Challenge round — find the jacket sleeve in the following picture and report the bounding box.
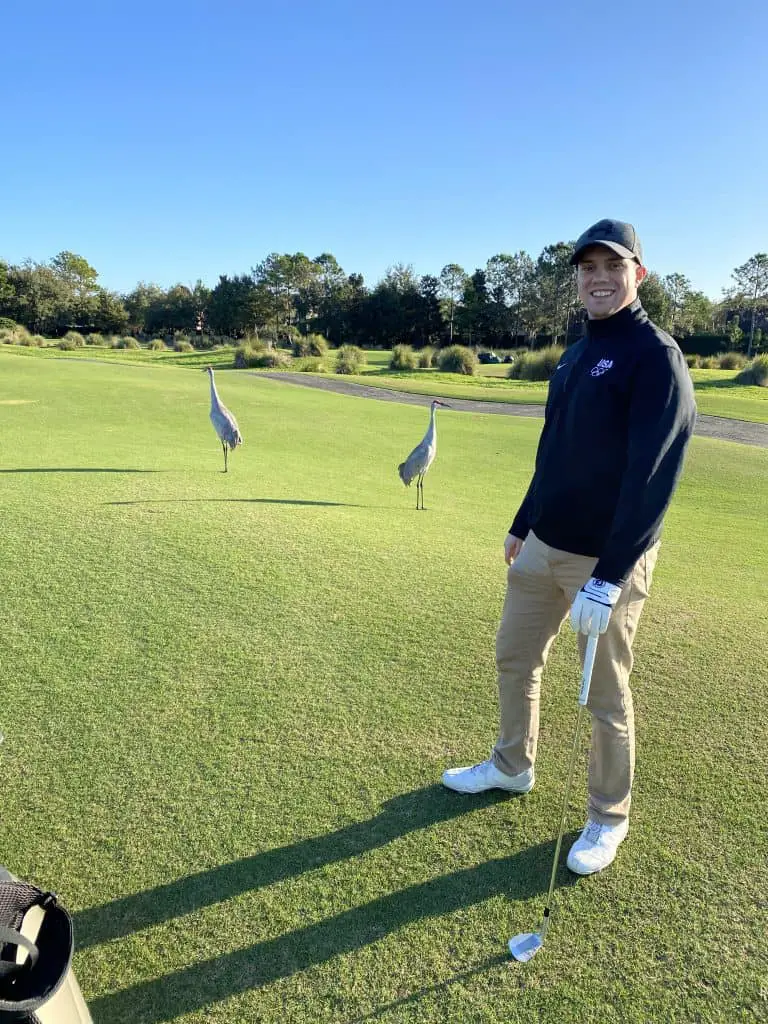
[509,480,534,538]
[593,346,696,585]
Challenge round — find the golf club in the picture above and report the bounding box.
[508,631,599,962]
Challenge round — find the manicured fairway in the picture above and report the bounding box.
[4,344,767,422]
[1,352,766,1023]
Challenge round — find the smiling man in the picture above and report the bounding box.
[442,220,697,877]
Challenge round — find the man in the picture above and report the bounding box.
[442,220,696,875]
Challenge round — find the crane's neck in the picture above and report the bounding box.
[208,372,221,409]
[424,405,438,443]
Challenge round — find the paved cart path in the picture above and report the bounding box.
[259,372,768,449]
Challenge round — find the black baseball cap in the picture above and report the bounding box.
[570,219,643,266]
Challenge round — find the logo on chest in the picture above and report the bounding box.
[590,358,614,377]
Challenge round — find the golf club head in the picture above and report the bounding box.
[508,931,543,962]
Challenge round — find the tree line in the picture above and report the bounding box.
[1,246,767,355]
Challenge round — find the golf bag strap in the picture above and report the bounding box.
[0,926,38,976]
[0,881,69,1024]
[0,922,42,1023]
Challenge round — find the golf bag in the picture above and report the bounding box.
[0,869,92,1023]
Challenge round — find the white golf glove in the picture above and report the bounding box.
[570,577,622,637]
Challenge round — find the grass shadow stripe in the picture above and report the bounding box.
[86,840,571,1024]
[75,786,520,949]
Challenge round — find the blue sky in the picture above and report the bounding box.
[2,0,766,299]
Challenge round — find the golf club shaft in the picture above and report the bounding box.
[541,633,599,933]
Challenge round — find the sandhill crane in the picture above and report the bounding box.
[203,366,243,472]
[398,399,450,509]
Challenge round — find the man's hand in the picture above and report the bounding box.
[570,577,622,636]
[504,534,524,565]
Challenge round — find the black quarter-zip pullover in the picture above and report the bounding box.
[510,299,697,585]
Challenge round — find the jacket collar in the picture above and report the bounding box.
[585,298,647,342]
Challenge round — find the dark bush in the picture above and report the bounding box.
[677,334,731,357]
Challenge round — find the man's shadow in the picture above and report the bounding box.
[78,785,579,1024]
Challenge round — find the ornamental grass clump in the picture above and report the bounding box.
[437,345,477,375]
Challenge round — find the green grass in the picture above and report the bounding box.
[5,343,767,421]
[1,350,766,1022]
[0,340,239,369]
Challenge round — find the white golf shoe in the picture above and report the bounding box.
[441,760,534,795]
[566,818,629,875]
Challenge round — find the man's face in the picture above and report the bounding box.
[576,245,647,319]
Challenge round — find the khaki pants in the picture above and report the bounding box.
[493,532,659,826]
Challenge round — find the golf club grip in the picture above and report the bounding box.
[578,634,599,706]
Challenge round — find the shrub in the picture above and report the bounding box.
[699,356,718,369]
[508,345,564,381]
[718,351,747,370]
[17,332,39,347]
[736,354,768,387]
[115,336,140,349]
[149,338,166,351]
[437,344,478,375]
[255,349,292,368]
[336,345,367,374]
[390,344,418,370]
[86,333,105,347]
[234,344,291,369]
[685,354,701,369]
[292,333,329,357]
[234,344,261,368]
[63,330,85,348]
[173,339,194,353]
[296,356,326,372]
[31,335,46,347]
[6,325,31,345]
[678,334,730,358]
[58,337,76,350]
[419,346,435,368]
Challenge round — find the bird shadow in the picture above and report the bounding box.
[77,785,580,1023]
[104,497,364,508]
[0,468,163,474]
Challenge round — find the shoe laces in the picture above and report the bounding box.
[584,821,604,844]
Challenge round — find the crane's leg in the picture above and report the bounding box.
[223,442,228,473]
[417,475,424,510]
